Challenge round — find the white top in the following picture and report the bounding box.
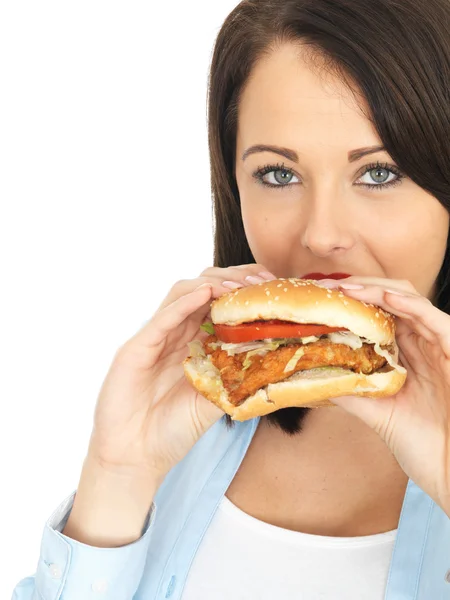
[181,495,397,600]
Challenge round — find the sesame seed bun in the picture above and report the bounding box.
[211,278,395,346]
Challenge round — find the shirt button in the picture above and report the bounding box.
[91,578,109,593]
[48,563,62,579]
[445,569,450,583]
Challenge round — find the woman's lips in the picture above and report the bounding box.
[301,272,351,280]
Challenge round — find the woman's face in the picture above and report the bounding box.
[235,43,449,299]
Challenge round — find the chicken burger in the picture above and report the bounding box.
[183,278,406,421]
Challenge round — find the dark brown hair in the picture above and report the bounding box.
[206,0,450,433]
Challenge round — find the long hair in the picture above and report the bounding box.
[207,0,450,311]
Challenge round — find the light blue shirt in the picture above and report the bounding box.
[11,416,450,599]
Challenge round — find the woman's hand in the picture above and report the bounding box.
[87,264,276,482]
[318,276,450,515]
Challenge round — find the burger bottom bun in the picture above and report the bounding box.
[183,355,407,421]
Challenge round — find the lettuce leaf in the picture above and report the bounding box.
[242,348,272,370]
[283,347,305,373]
[221,339,283,356]
[200,322,215,335]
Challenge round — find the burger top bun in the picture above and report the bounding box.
[211,278,395,346]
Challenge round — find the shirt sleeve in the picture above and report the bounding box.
[11,490,156,600]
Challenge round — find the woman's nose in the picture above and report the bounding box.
[300,199,355,258]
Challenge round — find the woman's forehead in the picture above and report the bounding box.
[236,44,377,155]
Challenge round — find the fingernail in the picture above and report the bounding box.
[339,283,365,290]
[245,275,265,285]
[315,279,341,289]
[258,271,277,281]
[222,280,244,289]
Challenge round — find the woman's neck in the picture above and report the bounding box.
[226,407,409,536]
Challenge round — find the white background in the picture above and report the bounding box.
[1,1,238,596]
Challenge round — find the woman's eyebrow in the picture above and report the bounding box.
[348,145,386,162]
[241,143,386,162]
[242,144,298,162]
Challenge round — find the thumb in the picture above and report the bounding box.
[329,394,395,438]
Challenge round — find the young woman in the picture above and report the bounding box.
[12,0,450,598]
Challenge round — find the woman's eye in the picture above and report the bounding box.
[357,166,397,186]
[259,168,299,186]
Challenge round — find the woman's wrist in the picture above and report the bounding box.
[62,455,163,548]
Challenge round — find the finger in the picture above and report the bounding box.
[197,269,276,295]
[172,267,276,302]
[336,285,439,345]
[201,264,277,287]
[328,283,417,318]
[200,263,275,277]
[319,276,417,294]
[132,284,213,349]
[199,276,246,297]
[397,333,429,373]
[397,345,413,371]
[158,266,277,313]
[329,393,396,437]
[395,314,437,345]
[157,276,241,311]
[384,291,450,355]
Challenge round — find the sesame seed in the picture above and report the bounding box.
[343,300,349,306]
[277,283,283,288]
[245,300,249,305]
[265,291,271,296]
[284,288,288,292]
[275,296,279,301]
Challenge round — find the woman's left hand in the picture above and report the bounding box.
[318,276,450,516]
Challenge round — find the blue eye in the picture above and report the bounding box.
[252,163,299,189]
[355,162,404,191]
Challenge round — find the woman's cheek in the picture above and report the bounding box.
[241,198,299,271]
[365,203,448,298]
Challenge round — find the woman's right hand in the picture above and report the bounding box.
[86,264,276,484]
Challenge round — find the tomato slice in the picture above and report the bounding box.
[214,320,346,343]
